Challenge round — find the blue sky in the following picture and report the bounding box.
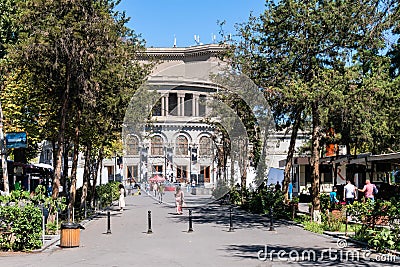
[117,0,266,48]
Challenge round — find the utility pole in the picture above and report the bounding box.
[0,101,9,194]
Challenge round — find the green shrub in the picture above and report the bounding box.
[0,204,42,251]
[244,188,290,219]
[248,191,264,214]
[303,221,324,234]
[367,228,396,252]
[319,193,330,213]
[95,182,120,208]
[229,187,242,205]
[0,186,67,251]
[322,211,345,232]
[46,221,58,235]
[293,214,310,224]
[347,198,400,252]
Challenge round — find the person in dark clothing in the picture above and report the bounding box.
[274,181,281,191]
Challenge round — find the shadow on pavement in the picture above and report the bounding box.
[167,203,283,231]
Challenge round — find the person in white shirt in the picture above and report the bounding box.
[343,180,356,205]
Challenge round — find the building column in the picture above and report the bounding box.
[165,94,169,116]
[191,97,195,117]
[205,96,211,116]
[177,94,181,116]
[193,93,199,117]
[177,93,185,116]
[161,95,165,116]
[181,95,185,116]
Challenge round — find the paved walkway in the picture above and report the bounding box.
[0,190,399,267]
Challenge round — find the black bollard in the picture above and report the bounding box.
[269,207,275,231]
[110,187,113,208]
[106,210,112,234]
[147,211,153,234]
[228,206,234,232]
[188,209,193,233]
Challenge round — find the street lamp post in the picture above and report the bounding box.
[164,146,167,179]
[189,144,198,185]
[140,143,148,183]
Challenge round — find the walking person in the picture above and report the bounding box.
[358,179,377,202]
[186,180,191,193]
[175,185,184,215]
[153,182,158,198]
[288,182,293,201]
[329,187,339,209]
[343,180,356,205]
[274,181,281,192]
[158,183,164,204]
[118,183,126,211]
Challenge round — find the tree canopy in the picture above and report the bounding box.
[227,0,397,211]
[1,0,151,196]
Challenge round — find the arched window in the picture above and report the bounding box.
[151,136,163,155]
[126,136,139,155]
[176,136,188,156]
[199,136,212,156]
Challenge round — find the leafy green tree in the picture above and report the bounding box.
[0,0,22,194]
[326,56,394,156]
[1,70,54,160]
[228,0,395,214]
[0,0,20,59]
[4,0,150,200]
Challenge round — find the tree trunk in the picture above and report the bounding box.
[282,110,302,203]
[69,113,80,212]
[223,138,230,183]
[82,143,91,205]
[52,140,57,169]
[310,102,322,217]
[91,148,103,207]
[52,72,70,199]
[61,141,70,196]
[240,138,248,201]
[230,143,235,187]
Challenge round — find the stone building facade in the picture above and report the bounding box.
[119,44,224,185]
[102,44,308,188]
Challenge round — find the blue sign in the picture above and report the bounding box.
[5,132,27,149]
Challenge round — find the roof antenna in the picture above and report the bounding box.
[211,33,216,44]
[173,35,177,48]
[194,34,202,45]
